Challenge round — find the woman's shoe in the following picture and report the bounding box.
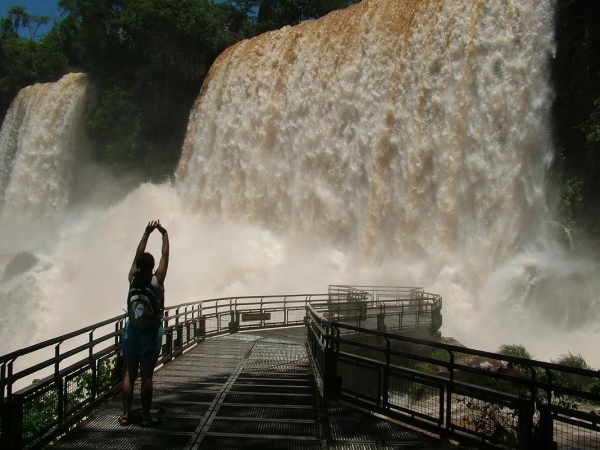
[140,416,162,427]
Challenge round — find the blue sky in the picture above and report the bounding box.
[0,0,61,37]
[0,0,61,19]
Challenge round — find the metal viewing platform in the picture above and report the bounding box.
[2,285,600,449]
[44,327,459,449]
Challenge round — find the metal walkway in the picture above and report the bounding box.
[46,327,460,449]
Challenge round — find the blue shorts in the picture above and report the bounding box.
[120,322,163,359]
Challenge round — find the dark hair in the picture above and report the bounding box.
[132,270,152,288]
[136,252,155,272]
[132,253,154,288]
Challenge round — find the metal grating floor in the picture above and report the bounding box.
[46,326,463,449]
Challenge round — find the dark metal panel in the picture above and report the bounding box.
[229,384,313,394]
[233,378,313,387]
[325,401,460,448]
[329,444,459,450]
[208,418,320,437]
[216,405,319,421]
[78,414,200,433]
[198,435,322,450]
[222,393,317,406]
[48,429,194,449]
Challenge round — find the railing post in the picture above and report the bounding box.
[163,311,173,361]
[175,324,183,356]
[165,330,173,361]
[377,312,386,332]
[90,358,98,402]
[55,344,65,425]
[518,366,538,449]
[229,311,239,333]
[1,361,6,404]
[113,353,123,386]
[381,338,390,409]
[517,398,535,449]
[323,326,341,399]
[89,331,98,401]
[197,315,206,339]
[431,306,442,334]
[537,404,556,450]
[114,320,122,353]
[444,351,455,441]
[3,393,24,450]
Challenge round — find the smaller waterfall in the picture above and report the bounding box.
[0,73,92,247]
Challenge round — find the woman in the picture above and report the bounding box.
[119,220,169,427]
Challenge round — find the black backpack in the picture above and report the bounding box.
[127,276,160,329]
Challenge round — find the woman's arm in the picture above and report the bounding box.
[154,222,169,285]
[128,221,157,282]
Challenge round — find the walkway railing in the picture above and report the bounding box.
[306,303,600,449]
[9,283,597,450]
[0,292,330,450]
[326,285,442,334]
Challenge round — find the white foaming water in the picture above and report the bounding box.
[0,73,92,251]
[1,0,599,367]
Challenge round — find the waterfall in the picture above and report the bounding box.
[0,73,92,249]
[0,73,93,351]
[1,0,599,367]
[177,0,554,278]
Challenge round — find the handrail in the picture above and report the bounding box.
[305,302,600,449]
[5,283,598,449]
[0,291,337,450]
[0,315,124,364]
[1,284,502,450]
[319,314,600,381]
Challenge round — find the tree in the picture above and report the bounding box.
[7,5,30,34]
[552,0,600,239]
[0,6,69,122]
[6,5,51,40]
[55,0,237,178]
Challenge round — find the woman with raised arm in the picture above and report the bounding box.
[119,220,169,427]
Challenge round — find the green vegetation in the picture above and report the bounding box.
[497,344,533,360]
[0,6,70,123]
[22,357,116,444]
[413,348,472,374]
[454,348,597,446]
[406,379,430,403]
[493,347,600,404]
[455,396,519,447]
[554,351,591,370]
[552,0,600,244]
[549,351,600,398]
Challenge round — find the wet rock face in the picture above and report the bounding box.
[3,252,38,281]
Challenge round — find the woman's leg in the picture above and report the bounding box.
[122,356,139,420]
[139,324,163,425]
[139,355,158,421]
